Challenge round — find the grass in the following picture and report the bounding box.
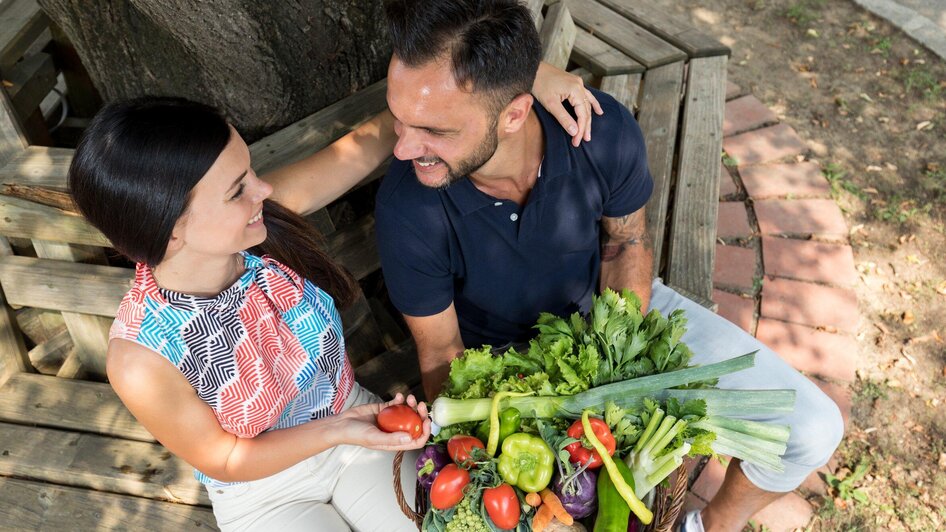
[872,37,892,57]
[855,378,888,402]
[903,66,943,100]
[722,153,739,167]
[874,196,930,224]
[822,162,867,201]
[784,0,825,27]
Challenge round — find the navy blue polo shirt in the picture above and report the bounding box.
[375,88,653,347]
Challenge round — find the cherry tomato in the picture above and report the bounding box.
[447,434,485,466]
[483,483,520,530]
[376,404,423,439]
[429,463,470,510]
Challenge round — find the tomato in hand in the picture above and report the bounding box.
[376,404,423,439]
[483,483,520,530]
[429,463,470,509]
[447,434,485,466]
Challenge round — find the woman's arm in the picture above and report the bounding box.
[262,110,396,216]
[262,62,601,214]
[108,339,428,483]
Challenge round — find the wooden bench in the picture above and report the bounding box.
[0,0,727,528]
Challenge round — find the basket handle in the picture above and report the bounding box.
[393,450,424,529]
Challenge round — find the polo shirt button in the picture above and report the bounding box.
[494,201,502,206]
[510,213,519,222]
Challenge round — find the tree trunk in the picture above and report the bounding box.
[37,0,391,142]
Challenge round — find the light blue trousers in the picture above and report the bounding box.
[650,279,844,493]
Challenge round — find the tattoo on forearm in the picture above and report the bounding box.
[600,210,650,263]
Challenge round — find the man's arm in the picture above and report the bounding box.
[599,207,654,310]
[403,303,465,401]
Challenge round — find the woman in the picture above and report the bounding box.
[68,67,599,531]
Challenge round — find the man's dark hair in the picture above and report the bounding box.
[385,0,542,114]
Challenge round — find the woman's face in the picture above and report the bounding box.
[170,127,273,258]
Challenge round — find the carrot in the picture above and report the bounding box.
[540,488,574,525]
[532,503,554,532]
[525,491,542,507]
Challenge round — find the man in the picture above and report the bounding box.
[375,1,844,531]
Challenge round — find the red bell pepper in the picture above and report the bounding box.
[564,416,616,469]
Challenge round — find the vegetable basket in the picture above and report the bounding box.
[392,451,689,531]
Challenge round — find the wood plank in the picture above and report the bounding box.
[7,52,58,119]
[340,291,385,369]
[0,80,29,169]
[538,2,577,71]
[0,182,75,211]
[600,74,638,111]
[28,328,73,375]
[637,62,685,278]
[0,238,29,385]
[570,1,686,68]
[0,372,154,441]
[0,145,73,188]
[568,67,598,87]
[666,56,727,302]
[571,27,644,76]
[55,348,86,379]
[526,0,545,30]
[595,0,731,58]
[0,255,132,317]
[0,423,209,506]
[248,79,387,175]
[15,306,66,345]
[0,478,216,530]
[32,241,111,378]
[354,339,420,400]
[0,194,109,246]
[324,214,379,282]
[0,0,49,75]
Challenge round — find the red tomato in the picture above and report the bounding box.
[430,464,470,509]
[376,405,423,439]
[447,434,485,465]
[483,483,520,530]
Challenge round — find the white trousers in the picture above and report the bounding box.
[207,384,420,532]
[650,279,844,492]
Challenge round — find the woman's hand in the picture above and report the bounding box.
[532,62,604,147]
[336,392,431,451]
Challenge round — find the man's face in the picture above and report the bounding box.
[387,55,499,188]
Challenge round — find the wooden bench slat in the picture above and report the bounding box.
[248,79,387,175]
[570,1,687,68]
[596,0,731,59]
[538,2,577,71]
[0,372,154,441]
[0,477,216,530]
[0,0,49,75]
[637,62,686,277]
[526,0,545,30]
[0,194,109,247]
[0,255,131,317]
[325,214,379,282]
[600,73,641,112]
[7,52,57,119]
[572,27,644,76]
[354,339,420,400]
[0,422,209,506]
[0,240,28,384]
[0,145,73,188]
[666,56,727,302]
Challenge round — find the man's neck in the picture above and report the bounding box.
[469,111,545,205]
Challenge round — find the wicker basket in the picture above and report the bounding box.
[393,450,688,531]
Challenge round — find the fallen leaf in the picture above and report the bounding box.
[885,162,898,171]
[916,121,933,130]
[935,281,946,295]
[866,165,883,172]
[902,311,915,325]
[864,187,880,195]
[939,453,946,470]
[859,93,874,102]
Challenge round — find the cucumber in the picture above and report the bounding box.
[593,459,637,532]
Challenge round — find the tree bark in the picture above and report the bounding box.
[37,0,391,142]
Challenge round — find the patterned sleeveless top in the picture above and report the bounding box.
[110,252,354,485]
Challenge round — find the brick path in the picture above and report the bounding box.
[683,81,859,530]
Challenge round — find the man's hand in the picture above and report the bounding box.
[599,208,654,309]
[532,62,604,147]
[403,303,466,400]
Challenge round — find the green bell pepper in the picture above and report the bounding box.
[477,407,521,454]
[497,433,555,493]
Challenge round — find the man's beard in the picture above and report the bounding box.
[425,116,500,189]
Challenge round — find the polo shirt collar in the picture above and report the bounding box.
[445,100,574,216]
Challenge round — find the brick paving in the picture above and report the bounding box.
[697,81,860,530]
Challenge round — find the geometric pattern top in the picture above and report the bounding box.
[110,252,354,485]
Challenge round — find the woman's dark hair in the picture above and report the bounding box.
[69,96,357,309]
